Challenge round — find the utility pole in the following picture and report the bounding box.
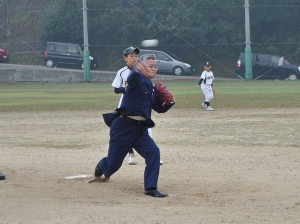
[245,0,253,79]
[2,0,11,37]
[82,0,90,81]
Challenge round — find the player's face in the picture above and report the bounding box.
[138,59,157,79]
[145,59,157,79]
[204,65,211,71]
[124,52,138,68]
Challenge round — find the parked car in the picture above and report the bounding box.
[0,48,9,62]
[236,52,300,80]
[44,42,98,70]
[139,49,195,76]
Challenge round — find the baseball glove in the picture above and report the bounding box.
[155,80,174,106]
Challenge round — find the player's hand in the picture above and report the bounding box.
[212,87,216,96]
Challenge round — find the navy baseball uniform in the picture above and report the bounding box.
[97,66,174,194]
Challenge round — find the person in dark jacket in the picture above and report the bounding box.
[92,54,175,197]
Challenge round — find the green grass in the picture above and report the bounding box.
[174,79,300,109]
[0,80,299,112]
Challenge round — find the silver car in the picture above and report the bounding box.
[139,49,195,76]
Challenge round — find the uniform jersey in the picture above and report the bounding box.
[278,57,284,67]
[200,70,214,87]
[119,69,175,120]
[111,65,132,108]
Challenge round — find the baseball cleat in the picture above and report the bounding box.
[201,103,207,109]
[128,153,137,165]
[94,165,103,178]
[144,189,167,197]
[88,166,109,183]
[0,172,5,180]
[207,106,214,111]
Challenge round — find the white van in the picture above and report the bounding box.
[139,49,194,76]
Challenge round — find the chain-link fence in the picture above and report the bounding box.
[0,41,43,54]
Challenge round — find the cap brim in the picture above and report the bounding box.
[125,47,140,55]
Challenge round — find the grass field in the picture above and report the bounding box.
[1,80,299,112]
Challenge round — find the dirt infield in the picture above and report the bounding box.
[1,108,300,223]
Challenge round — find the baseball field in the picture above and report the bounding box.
[1,80,300,223]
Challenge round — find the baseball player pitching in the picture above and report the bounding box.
[111,46,163,165]
[197,62,215,111]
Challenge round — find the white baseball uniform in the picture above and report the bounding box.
[112,66,131,108]
[200,70,214,102]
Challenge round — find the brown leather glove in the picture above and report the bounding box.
[155,80,174,106]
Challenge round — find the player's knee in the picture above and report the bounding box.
[151,145,160,157]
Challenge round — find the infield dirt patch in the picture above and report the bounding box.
[1,108,300,223]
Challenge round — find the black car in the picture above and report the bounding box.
[236,52,300,80]
[44,42,98,70]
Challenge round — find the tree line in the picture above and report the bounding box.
[2,0,300,75]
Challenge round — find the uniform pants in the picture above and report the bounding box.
[201,84,214,102]
[276,66,285,79]
[98,116,161,190]
[129,128,152,154]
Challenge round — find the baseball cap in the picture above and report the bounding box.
[204,62,211,66]
[123,47,140,56]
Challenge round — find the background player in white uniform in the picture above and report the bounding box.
[111,47,163,165]
[197,62,215,111]
[111,46,139,165]
[276,55,285,80]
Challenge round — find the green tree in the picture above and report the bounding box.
[39,1,83,44]
[250,0,300,61]
[38,0,300,71]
